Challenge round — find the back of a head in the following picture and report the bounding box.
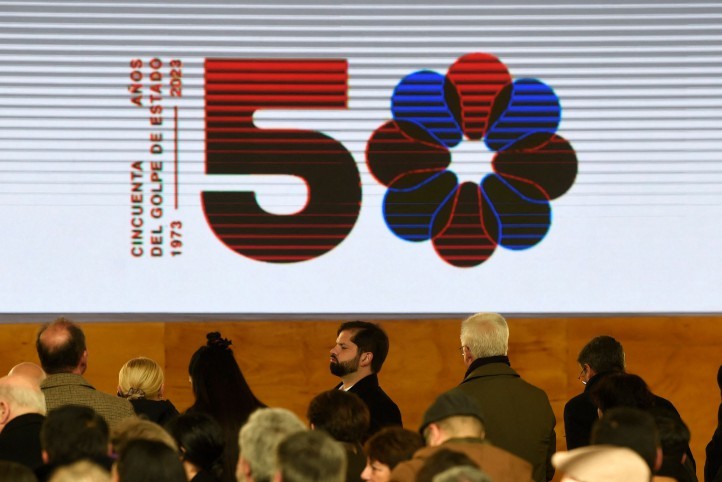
[420,389,486,443]
[459,313,508,359]
[307,389,369,444]
[239,408,307,482]
[115,439,186,482]
[0,460,38,482]
[117,357,164,400]
[36,318,87,375]
[275,430,346,482]
[577,336,625,373]
[433,416,484,442]
[416,448,479,482]
[338,321,389,373]
[8,362,47,385]
[653,412,690,460]
[432,466,493,482]
[166,411,225,479]
[188,332,262,424]
[41,405,109,465]
[590,372,654,413]
[364,426,424,470]
[110,417,177,456]
[591,407,659,470]
[49,461,110,482]
[552,445,651,482]
[0,374,47,415]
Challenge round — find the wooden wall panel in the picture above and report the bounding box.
[0,315,719,482]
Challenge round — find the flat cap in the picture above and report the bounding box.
[419,389,485,434]
[552,445,651,482]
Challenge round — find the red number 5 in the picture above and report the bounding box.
[203,59,362,262]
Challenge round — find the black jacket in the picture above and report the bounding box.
[335,373,402,437]
[563,371,696,476]
[0,412,44,470]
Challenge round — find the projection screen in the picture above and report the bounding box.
[0,0,720,314]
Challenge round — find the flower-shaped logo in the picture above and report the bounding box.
[366,53,578,267]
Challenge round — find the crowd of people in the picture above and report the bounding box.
[0,314,717,482]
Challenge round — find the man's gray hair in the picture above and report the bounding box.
[239,408,306,482]
[460,313,509,359]
[433,466,493,482]
[276,430,346,482]
[0,378,46,415]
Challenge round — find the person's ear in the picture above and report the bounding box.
[462,346,474,367]
[0,400,10,426]
[238,457,252,482]
[77,350,89,374]
[360,352,373,368]
[654,447,663,471]
[426,423,444,447]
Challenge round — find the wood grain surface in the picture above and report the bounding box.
[1,316,718,481]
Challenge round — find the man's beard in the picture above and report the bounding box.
[330,353,360,377]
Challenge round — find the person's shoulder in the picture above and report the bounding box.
[446,441,534,481]
[564,391,592,412]
[131,398,180,424]
[389,453,424,482]
[41,372,88,389]
[479,441,532,464]
[359,378,400,409]
[652,394,680,414]
[90,387,134,412]
[2,412,45,431]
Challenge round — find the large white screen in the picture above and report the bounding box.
[0,0,720,314]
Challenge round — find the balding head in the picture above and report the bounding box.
[8,362,47,384]
[0,374,46,432]
[36,318,87,375]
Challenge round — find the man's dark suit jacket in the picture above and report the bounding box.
[0,412,44,469]
[336,373,402,437]
[563,371,696,474]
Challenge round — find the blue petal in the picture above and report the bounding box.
[391,70,463,148]
[485,78,561,152]
[481,174,551,250]
[383,170,458,242]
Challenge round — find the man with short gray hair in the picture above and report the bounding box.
[0,374,47,469]
[274,430,346,482]
[237,408,307,482]
[456,313,556,482]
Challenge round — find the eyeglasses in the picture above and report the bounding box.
[459,345,467,356]
[578,367,587,385]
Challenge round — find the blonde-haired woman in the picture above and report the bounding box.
[117,357,178,425]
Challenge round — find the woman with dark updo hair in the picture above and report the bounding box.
[186,332,265,482]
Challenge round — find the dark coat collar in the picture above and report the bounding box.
[334,373,380,392]
[464,355,511,379]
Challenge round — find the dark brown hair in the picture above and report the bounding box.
[363,426,424,469]
[307,390,369,444]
